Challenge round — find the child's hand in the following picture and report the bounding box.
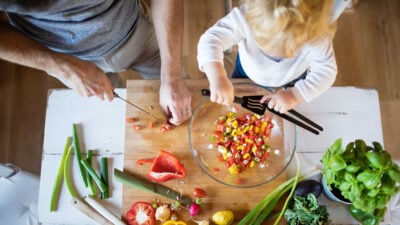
[203,62,234,106]
[260,88,304,113]
[209,77,234,106]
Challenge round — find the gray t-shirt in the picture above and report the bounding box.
[0,0,140,60]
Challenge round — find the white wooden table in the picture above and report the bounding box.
[38,89,126,224]
[38,86,392,224]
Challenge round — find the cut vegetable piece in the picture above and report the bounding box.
[84,195,125,225]
[80,159,108,194]
[100,157,109,199]
[72,123,88,187]
[86,150,97,196]
[238,154,318,225]
[146,150,186,182]
[70,196,112,225]
[64,145,79,198]
[126,117,138,123]
[50,136,72,212]
[126,201,156,225]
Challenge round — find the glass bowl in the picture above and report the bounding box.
[188,82,297,188]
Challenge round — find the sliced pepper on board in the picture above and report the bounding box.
[146,150,186,182]
[126,201,156,225]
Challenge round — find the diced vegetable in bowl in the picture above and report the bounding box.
[188,82,297,188]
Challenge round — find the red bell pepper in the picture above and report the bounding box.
[146,150,186,182]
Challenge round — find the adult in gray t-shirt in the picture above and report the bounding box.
[0,0,192,126]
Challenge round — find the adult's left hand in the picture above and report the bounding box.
[159,79,192,126]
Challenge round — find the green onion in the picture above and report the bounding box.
[72,123,88,187]
[100,157,109,199]
[238,154,318,225]
[64,144,79,198]
[272,154,301,225]
[80,159,108,194]
[85,150,97,196]
[50,136,72,212]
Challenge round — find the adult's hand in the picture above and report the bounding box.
[159,79,192,126]
[0,18,114,101]
[48,55,114,101]
[150,0,191,125]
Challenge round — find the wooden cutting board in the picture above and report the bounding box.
[122,79,287,224]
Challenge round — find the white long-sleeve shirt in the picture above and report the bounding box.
[197,6,337,102]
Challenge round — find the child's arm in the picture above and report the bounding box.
[203,62,234,106]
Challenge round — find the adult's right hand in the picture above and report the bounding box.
[0,19,114,101]
[47,54,115,101]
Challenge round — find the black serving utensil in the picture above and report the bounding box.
[201,89,322,135]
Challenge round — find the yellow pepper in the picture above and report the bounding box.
[162,220,187,225]
[228,164,239,174]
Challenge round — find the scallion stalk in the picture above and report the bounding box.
[85,150,97,196]
[238,154,318,225]
[72,123,88,187]
[50,136,72,212]
[272,154,301,225]
[64,144,79,198]
[80,159,108,194]
[100,157,109,199]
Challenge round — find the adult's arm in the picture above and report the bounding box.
[150,0,192,126]
[0,13,114,101]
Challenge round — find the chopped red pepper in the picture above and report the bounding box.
[160,122,173,132]
[148,121,155,128]
[126,117,138,123]
[145,150,186,182]
[136,158,155,166]
[212,112,274,174]
[133,125,141,131]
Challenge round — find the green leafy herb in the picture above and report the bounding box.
[284,193,329,225]
[321,138,400,224]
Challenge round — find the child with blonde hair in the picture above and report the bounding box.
[197,0,338,113]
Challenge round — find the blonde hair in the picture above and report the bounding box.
[244,0,336,57]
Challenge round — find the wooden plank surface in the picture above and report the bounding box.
[122,79,288,224]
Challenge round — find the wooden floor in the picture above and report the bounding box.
[1,0,399,176]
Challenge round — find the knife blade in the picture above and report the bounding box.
[113,91,161,121]
[114,168,192,206]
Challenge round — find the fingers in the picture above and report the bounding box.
[210,93,233,106]
[167,104,192,126]
[264,95,287,113]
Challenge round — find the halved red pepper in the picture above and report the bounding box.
[146,150,186,182]
[126,201,155,225]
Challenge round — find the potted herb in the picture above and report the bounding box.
[321,138,400,225]
[284,193,330,225]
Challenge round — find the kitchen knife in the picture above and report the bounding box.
[114,168,192,206]
[113,91,161,121]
